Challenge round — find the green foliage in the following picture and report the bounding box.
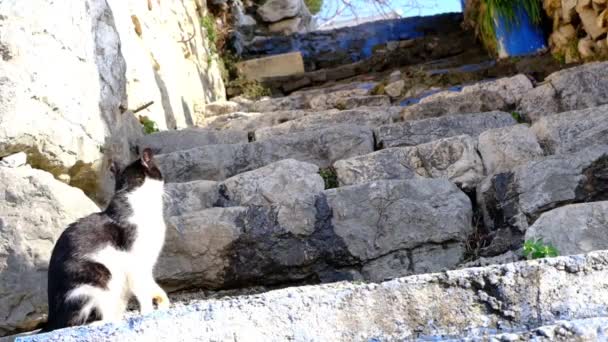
[200,14,218,54]
[230,77,272,100]
[319,167,338,189]
[523,239,559,260]
[304,0,323,15]
[138,115,159,135]
[510,111,524,123]
[473,0,543,55]
[218,51,241,83]
[371,83,386,96]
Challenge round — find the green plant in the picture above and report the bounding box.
[218,51,240,83]
[304,0,323,15]
[471,0,543,54]
[510,111,525,123]
[229,76,272,100]
[319,167,338,189]
[139,115,159,135]
[523,238,559,260]
[200,14,218,54]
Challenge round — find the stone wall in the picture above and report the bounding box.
[233,12,464,71]
[0,0,226,205]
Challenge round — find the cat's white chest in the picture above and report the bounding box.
[126,178,167,265]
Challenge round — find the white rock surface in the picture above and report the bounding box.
[0,167,99,335]
[107,0,226,130]
[24,251,608,341]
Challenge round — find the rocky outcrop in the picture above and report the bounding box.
[401,90,508,121]
[107,0,226,129]
[23,251,608,341]
[0,0,141,204]
[0,166,99,336]
[0,0,226,205]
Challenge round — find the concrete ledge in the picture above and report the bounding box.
[236,52,305,81]
[17,251,608,341]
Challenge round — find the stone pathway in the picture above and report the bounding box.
[5,51,608,340]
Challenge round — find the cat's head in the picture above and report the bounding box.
[110,148,163,192]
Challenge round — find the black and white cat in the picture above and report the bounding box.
[43,148,169,332]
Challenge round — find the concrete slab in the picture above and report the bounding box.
[236,52,305,81]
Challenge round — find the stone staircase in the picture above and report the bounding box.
[13,55,608,340]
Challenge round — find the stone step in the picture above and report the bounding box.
[519,61,608,122]
[526,201,608,257]
[254,106,402,140]
[136,128,248,155]
[531,103,608,155]
[335,124,543,191]
[375,111,517,148]
[156,124,374,183]
[200,108,341,132]
[478,144,608,256]
[20,251,608,341]
[155,159,472,290]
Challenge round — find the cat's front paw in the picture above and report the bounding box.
[153,292,170,310]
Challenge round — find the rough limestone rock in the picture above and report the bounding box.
[157,207,247,290]
[200,109,341,132]
[258,0,302,22]
[268,17,303,34]
[136,128,248,155]
[375,111,516,148]
[335,135,484,190]
[251,96,307,112]
[384,80,405,98]
[309,93,389,110]
[157,125,374,182]
[362,242,466,282]
[325,179,472,261]
[163,181,220,218]
[307,88,370,109]
[477,124,543,175]
[220,159,324,235]
[0,152,27,168]
[531,104,608,155]
[27,251,608,341]
[0,0,142,203]
[423,74,533,107]
[107,0,226,130]
[526,202,608,256]
[401,90,508,121]
[157,178,473,292]
[478,145,608,254]
[520,62,608,121]
[254,107,402,140]
[0,167,99,335]
[202,101,242,118]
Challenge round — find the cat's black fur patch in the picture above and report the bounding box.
[43,148,162,333]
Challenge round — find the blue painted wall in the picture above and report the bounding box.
[238,13,464,69]
[494,4,547,57]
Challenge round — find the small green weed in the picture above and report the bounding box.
[200,14,217,47]
[510,111,525,123]
[523,239,559,260]
[319,167,338,189]
[230,77,272,100]
[304,0,323,14]
[138,115,159,135]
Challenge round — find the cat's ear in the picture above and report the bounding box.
[141,148,153,168]
[109,159,122,177]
